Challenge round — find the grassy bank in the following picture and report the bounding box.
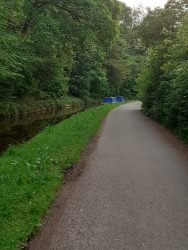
[0,102,125,250]
[0,97,100,119]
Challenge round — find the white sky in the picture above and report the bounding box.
[120,0,167,9]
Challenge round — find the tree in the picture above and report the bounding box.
[137,2,188,141]
[0,0,137,100]
[136,0,187,48]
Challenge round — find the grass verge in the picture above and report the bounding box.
[0,102,125,250]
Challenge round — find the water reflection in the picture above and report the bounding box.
[0,107,84,154]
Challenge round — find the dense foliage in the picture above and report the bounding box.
[137,0,188,141]
[1,0,187,139]
[0,0,139,101]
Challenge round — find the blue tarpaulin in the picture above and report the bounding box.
[116,96,124,102]
[103,97,117,104]
[103,96,124,104]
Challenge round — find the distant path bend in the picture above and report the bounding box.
[29,101,188,250]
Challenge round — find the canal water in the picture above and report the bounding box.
[0,107,84,155]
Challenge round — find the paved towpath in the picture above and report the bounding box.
[28,102,188,250]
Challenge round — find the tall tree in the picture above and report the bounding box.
[137,1,188,141]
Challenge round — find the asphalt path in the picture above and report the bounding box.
[28,102,188,250]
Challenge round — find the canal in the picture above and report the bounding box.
[0,106,84,155]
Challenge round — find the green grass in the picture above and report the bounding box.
[0,102,125,250]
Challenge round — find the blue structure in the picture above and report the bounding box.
[103,96,125,104]
[116,96,124,102]
[103,97,117,104]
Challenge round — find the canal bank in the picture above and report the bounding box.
[0,97,100,154]
[0,102,125,250]
[0,97,100,119]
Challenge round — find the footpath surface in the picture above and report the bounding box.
[28,102,188,250]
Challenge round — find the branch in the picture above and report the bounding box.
[21,0,85,35]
